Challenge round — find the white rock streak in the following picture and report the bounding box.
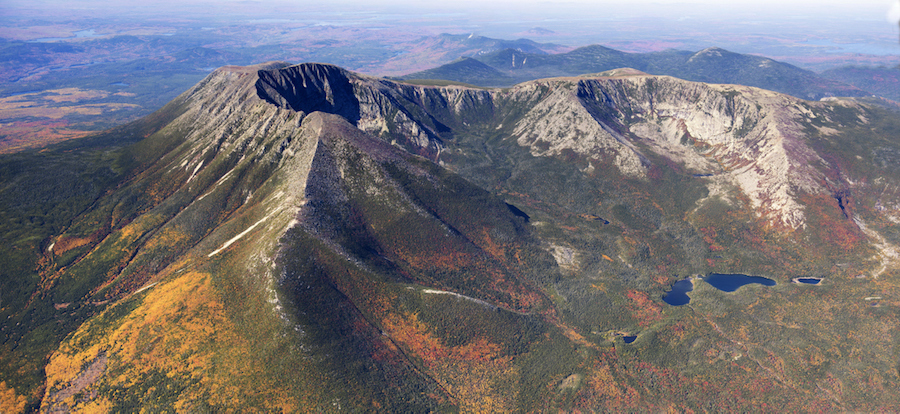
[421,289,495,308]
[186,160,205,183]
[131,282,158,296]
[208,209,280,257]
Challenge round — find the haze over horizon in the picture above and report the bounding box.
[3,0,899,65]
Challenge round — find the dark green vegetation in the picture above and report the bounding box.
[0,101,185,411]
[3,63,900,411]
[401,45,875,100]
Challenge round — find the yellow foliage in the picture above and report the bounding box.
[45,342,103,391]
[80,397,112,413]
[0,381,28,414]
[45,268,303,411]
[140,226,191,252]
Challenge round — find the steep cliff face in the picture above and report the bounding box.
[265,64,844,229]
[251,65,823,228]
[571,76,830,228]
[510,80,650,178]
[5,62,900,412]
[255,62,361,123]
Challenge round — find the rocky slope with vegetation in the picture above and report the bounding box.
[2,62,900,412]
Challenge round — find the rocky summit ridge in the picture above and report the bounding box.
[255,62,853,229]
[3,61,900,412]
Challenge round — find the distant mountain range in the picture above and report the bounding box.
[400,45,881,100]
[4,30,897,154]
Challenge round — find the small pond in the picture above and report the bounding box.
[623,335,637,343]
[662,279,694,306]
[703,273,776,292]
[793,277,822,285]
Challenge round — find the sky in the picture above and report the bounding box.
[5,0,897,22]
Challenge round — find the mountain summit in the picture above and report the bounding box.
[2,62,900,412]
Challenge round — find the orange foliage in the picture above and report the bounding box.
[575,358,641,410]
[0,120,93,154]
[800,193,864,251]
[587,365,625,399]
[399,245,469,272]
[478,228,506,263]
[626,290,663,327]
[380,310,518,411]
[51,236,94,256]
[700,226,725,251]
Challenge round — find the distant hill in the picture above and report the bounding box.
[647,47,867,100]
[820,66,900,101]
[381,33,567,75]
[431,33,561,56]
[401,45,872,100]
[521,27,556,36]
[396,57,515,87]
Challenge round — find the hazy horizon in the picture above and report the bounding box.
[3,0,898,64]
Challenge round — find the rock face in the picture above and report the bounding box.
[572,76,828,228]
[5,62,900,412]
[258,64,843,228]
[256,63,361,123]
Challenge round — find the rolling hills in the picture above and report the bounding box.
[2,62,900,412]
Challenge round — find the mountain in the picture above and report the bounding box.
[654,47,867,99]
[475,44,640,76]
[374,33,568,76]
[820,65,900,101]
[401,45,873,100]
[394,57,515,87]
[430,33,561,56]
[3,62,900,412]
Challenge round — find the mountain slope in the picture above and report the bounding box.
[11,63,562,412]
[2,63,900,411]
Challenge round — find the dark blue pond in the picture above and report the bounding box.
[704,273,775,292]
[623,335,637,343]
[796,278,821,285]
[663,279,694,306]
